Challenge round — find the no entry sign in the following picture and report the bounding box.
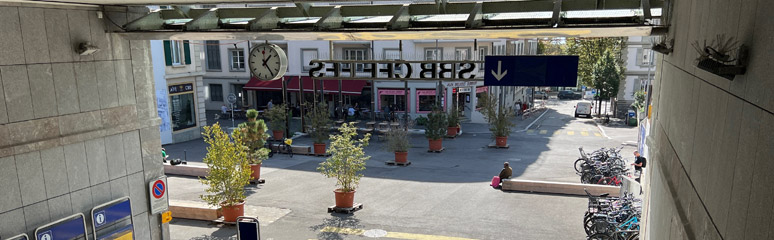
[148,176,169,214]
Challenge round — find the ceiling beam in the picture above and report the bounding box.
[551,0,562,27]
[641,0,652,21]
[184,8,219,30]
[387,4,411,30]
[315,5,343,30]
[295,3,311,17]
[124,10,164,31]
[247,7,279,31]
[465,1,484,29]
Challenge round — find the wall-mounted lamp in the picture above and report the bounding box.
[76,42,100,56]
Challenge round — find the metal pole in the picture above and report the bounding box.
[299,76,306,133]
[401,40,408,129]
[231,102,235,128]
[282,76,289,138]
[371,40,376,122]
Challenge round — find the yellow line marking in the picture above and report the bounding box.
[320,227,477,240]
[581,131,589,136]
[526,129,535,134]
[567,131,575,135]
[554,130,561,135]
[594,133,602,137]
[539,130,548,134]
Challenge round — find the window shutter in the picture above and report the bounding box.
[184,40,192,65]
[163,40,172,66]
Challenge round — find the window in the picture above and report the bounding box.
[301,49,318,72]
[164,40,191,66]
[478,46,488,71]
[455,47,470,60]
[425,48,443,60]
[383,49,402,73]
[210,84,223,102]
[229,49,245,71]
[169,83,197,131]
[513,41,525,55]
[380,95,406,112]
[641,49,655,66]
[418,95,438,112]
[205,40,221,71]
[526,40,538,55]
[344,49,368,72]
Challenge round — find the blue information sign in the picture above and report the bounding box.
[92,198,134,240]
[35,214,88,240]
[484,56,579,87]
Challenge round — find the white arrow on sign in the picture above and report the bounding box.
[491,61,508,81]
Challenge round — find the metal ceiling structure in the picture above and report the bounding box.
[116,0,667,40]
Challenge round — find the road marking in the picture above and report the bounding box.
[594,133,602,137]
[320,227,477,240]
[519,109,549,132]
[554,130,561,135]
[567,131,575,135]
[539,130,548,134]
[527,129,535,134]
[581,131,589,136]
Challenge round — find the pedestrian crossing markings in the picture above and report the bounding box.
[525,130,602,137]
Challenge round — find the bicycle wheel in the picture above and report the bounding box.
[581,172,593,184]
[588,233,612,240]
[625,232,639,240]
[286,144,294,158]
[575,159,586,173]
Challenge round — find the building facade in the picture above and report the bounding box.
[616,36,657,118]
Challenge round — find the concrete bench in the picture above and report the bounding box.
[164,162,209,177]
[502,179,620,197]
[169,200,221,221]
[268,143,311,155]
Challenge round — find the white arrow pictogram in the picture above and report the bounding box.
[491,60,507,81]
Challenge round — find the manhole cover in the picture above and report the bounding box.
[363,229,388,238]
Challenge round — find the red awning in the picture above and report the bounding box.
[244,76,368,95]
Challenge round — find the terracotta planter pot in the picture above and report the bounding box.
[447,127,458,137]
[428,139,443,151]
[220,201,245,222]
[394,151,408,163]
[272,130,284,140]
[313,143,326,155]
[495,136,508,147]
[334,189,356,208]
[457,125,461,133]
[249,164,261,180]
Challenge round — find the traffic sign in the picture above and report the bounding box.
[148,176,169,214]
[227,93,237,104]
[484,56,579,87]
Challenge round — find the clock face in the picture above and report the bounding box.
[249,43,288,81]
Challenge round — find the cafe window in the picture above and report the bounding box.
[416,89,443,112]
[169,83,197,131]
[378,89,407,112]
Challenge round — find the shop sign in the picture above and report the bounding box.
[308,60,482,81]
[168,83,194,94]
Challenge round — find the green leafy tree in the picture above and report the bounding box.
[564,37,626,87]
[424,108,448,140]
[199,123,252,207]
[306,102,331,144]
[234,109,270,165]
[447,105,460,128]
[591,50,622,115]
[478,92,515,137]
[265,104,288,132]
[631,91,647,112]
[317,123,371,192]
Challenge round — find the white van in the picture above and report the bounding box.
[575,102,593,118]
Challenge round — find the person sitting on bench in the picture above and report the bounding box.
[496,162,512,188]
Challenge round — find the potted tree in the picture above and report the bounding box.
[317,123,371,208]
[479,93,515,147]
[265,104,287,140]
[306,102,330,155]
[425,108,447,151]
[446,106,460,137]
[385,124,411,163]
[199,123,252,222]
[234,109,271,182]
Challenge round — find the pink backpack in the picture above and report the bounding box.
[490,176,500,188]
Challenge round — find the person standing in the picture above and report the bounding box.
[632,151,647,182]
[267,99,274,110]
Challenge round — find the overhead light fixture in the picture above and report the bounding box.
[76,42,100,56]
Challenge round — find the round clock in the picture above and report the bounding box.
[249,43,288,81]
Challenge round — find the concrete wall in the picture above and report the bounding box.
[644,0,774,239]
[0,3,165,239]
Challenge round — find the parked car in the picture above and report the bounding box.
[583,91,595,100]
[558,90,582,100]
[575,102,593,118]
[533,91,547,99]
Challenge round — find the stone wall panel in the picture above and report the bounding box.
[52,63,80,115]
[96,61,119,109]
[1,65,35,122]
[74,62,100,112]
[28,64,58,119]
[19,7,50,64]
[0,7,25,65]
[15,151,47,206]
[44,8,73,63]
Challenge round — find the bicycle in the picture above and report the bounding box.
[265,138,294,158]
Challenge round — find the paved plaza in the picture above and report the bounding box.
[165,98,638,239]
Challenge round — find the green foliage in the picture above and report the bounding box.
[631,91,647,112]
[415,116,428,126]
[317,123,371,192]
[234,109,270,165]
[306,101,331,144]
[385,123,411,152]
[446,105,460,127]
[424,108,447,140]
[478,93,515,137]
[591,50,622,100]
[199,123,252,207]
[265,104,287,131]
[537,39,565,55]
[564,37,627,87]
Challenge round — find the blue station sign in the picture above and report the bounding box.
[92,197,134,240]
[484,56,579,87]
[35,214,88,240]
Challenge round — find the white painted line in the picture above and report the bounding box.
[594,120,613,139]
[518,109,549,132]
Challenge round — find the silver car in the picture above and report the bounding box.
[533,91,547,99]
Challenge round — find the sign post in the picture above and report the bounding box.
[228,93,237,128]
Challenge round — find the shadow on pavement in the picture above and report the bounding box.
[309,215,363,240]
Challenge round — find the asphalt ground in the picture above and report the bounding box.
[167,98,638,240]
